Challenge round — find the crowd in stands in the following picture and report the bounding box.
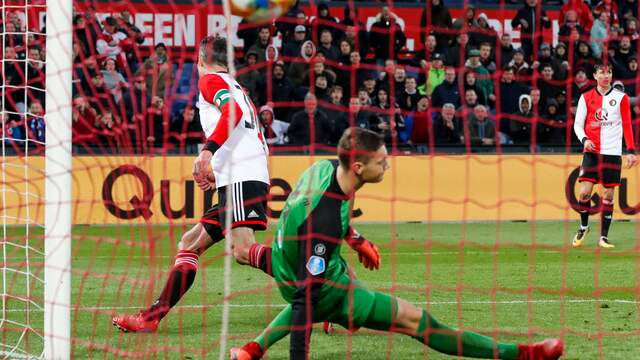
[2,0,640,154]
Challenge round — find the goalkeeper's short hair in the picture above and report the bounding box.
[337,127,384,168]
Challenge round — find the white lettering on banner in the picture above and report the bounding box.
[174,14,195,47]
[135,13,154,46]
[155,13,173,45]
[207,15,243,47]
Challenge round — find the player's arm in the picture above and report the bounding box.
[193,75,244,188]
[620,95,637,167]
[573,94,595,152]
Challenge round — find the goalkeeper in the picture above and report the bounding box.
[230,128,564,360]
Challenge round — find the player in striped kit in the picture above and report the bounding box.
[112,36,273,332]
[572,63,637,248]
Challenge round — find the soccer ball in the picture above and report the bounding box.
[229,0,296,23]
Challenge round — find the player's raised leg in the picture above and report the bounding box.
[573,179,594,247]
[112,215,223,333]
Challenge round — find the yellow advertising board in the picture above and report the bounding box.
[2,155,639,225]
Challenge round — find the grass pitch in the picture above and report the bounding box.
[2,222,640,359]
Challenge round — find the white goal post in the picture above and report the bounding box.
[44,0,72,357]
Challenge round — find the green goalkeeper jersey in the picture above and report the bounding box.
[272,160,352,305]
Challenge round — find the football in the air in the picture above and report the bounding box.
[229,0,296,22]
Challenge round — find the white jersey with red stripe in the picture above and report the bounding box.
[574,87,636,156]
[198,72,269,187]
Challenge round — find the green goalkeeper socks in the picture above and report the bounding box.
[254,304,293,352]
[412,310,519,359]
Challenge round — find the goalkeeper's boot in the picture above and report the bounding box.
[230,341,263,360]
[517,338,564,360]
[112,311,159,333]
[572,226,589,247]
[598,236,615,249]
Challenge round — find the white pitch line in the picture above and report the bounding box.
[3,299,639,313]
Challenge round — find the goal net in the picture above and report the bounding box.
[2,0,640,358]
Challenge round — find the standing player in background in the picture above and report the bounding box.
[230,127,564,360]
[573,63,637,248]
[112,35,274,332]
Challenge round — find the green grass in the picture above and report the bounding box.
[2,222,640,359]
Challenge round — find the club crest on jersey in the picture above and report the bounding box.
[609,99,617,106]
[314,243,326,255]
[306,256,325,275]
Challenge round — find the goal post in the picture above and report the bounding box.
[44,0,73,357]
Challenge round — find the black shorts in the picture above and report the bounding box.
[200,181,269,238]
[578,152,622,188]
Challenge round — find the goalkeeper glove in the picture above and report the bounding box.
[347,228,380,271]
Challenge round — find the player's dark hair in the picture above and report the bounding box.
[199,35,228,67]
[594,61,612,73]
[337,127,385,168]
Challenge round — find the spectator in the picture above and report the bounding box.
[623,17,640,43]
[113,10,144,69]
[434,103,462,146]
[73,13,99,60]
[313,74,331,101]
[72,95,99,145]
[3,114,25,149]
[357,88,372,106]
[591,11,611,58]
[618,58,638,96]
[287,93,332,146]
[120,75,149,125]
[410,97,434,148]
[26,46,46,109]
[465,49,495,106]
[414,34,441,68]
[509,94,533,145]
[348,96,376,129]
[444,33,471,68]
[137,43,173,99]
[311,2,340,44]
[452,4,477,30]
[457,88,479,126]
[27,100,45,143]
[266,44,279,63]
[537,64,560,109]
[558,10,588,44]
[533,42,563,80]
[362,74,378,100]
[561,0,593,32]
[471,13,498,48]
[468,104,495,147]
[287,41,316,88]
[317,29,340,62]
[101,57,127,103]
[594,0,620,29]
[259,105,289,145]
[419,52,445,96]
[370,88,405,144]
[462,71,486,105]
[498,66,528,117]
[336,51,373,97]
[509,48,533,78]
[511,0,551,61]
[238,50,264,104]
[95,110,123,151]
[620,0,639,23]
[248,26,271,63]
[552,42,571,80]
[144,95,166,150]
[479,42,497,73]
[497,33,516,67]
[398,77,421,112]
[420,0,453,49]
[337,39,353,65]
[321,86,349,143]
[340,6,369,57]
[538,98,566,145]
[529,88,543,115]
[282,25,307,59]
[3,46,23,112]
[96,16,128,64]
[170,105,202,154]
[88,72,118,113]
[613,36,635,71]
[302,59,337,91]
[370,6,406,61]
[574,40,597,76]
[431,67,460,109]
[270,62,295,122]
[390,66,407,101]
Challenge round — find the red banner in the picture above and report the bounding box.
[63,3,562,57]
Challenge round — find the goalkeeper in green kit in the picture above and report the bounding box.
[230,128,563,360]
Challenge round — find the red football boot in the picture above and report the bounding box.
[517,338,564,360]
[112,312,159,333]
[229,341,263,360]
